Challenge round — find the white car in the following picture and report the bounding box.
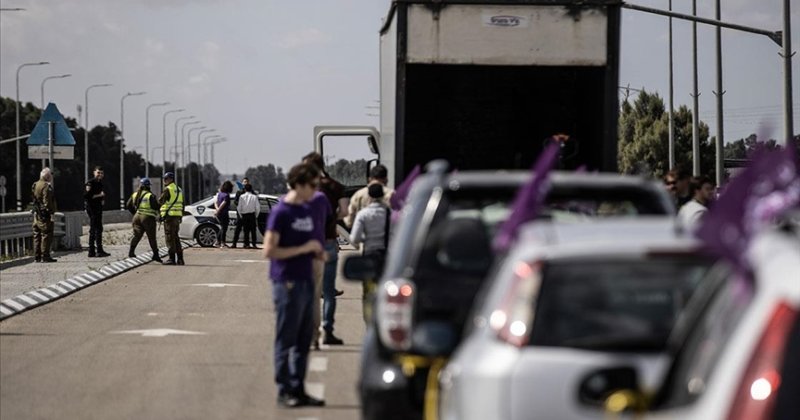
[438,218,718,420]
[179,194,278,247]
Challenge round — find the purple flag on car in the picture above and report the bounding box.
[695,146,800,272]
[390,164,421,212]
[493,143,560,252]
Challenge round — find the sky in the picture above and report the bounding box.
[1,0,798,176]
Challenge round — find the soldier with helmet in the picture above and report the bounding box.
[158,172,185,265]
[126,177,162,263]
[31,167,58,263]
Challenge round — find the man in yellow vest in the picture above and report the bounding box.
[158,172,185,265]
[127,177,162,263]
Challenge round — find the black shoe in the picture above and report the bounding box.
[35,256,42,263]
[230,244,237,249]
[128,252,136,258]
[298,393,325,407]
[162,260,176,266]
[88,252,96,258]
[323,332,344,345]
[277,393,302,408]
[152,257,163,263]
[41,257,57,263]
[177,258,185,266]
[335,289,344,297]
[96,251,111,258]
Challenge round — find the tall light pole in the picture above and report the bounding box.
[197,129,217,198]
[173,116,195,186]
[120,91,146,209]
[208,138,228,171]
[40,74,71,109]
[667,0,675,170]
[713,0,725,186]
[15,61,49,211]
[202,134,222,165]
[145,102,169,178]
[690,0,700,177]
[161,108,185,182]
[782,0,794,148]
[180,120,201,187]
[186,126,207,202]
[84,83,112,182]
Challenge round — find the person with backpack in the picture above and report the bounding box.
[126,177,162,263]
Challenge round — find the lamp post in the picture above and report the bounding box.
[196,129,216,198]
[145,102,169,178]
[180,120,201,187]
[186,126,207,202]
[207,137,228,169]
[201,134,222,165]
[40,74,71,109]
[161,108,185,183]
[84,83,112,182]
[173,116,194,185]
[119,91,146,209]
[15,61,49,210]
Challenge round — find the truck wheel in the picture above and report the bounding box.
[195,224,218,247]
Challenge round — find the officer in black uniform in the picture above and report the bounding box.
[84,166,110,257]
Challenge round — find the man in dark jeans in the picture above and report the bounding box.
[231,177,251,248]
[84,166,110,257]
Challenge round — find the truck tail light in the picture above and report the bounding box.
[727,301,798,420]
[489,261,542,347]
[377,278,416,351]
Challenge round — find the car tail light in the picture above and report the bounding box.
[727,301,798,420]
[489,261,542,347]
[377,278,416,351]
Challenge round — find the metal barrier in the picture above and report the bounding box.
[0,212,69,258]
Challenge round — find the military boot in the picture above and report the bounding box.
[176,253,185,266]
[162,253,176,265]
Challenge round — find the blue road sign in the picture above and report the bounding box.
[26,102,75,146]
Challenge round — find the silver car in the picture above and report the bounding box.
[438,218,717,420]
[179,194,278,247]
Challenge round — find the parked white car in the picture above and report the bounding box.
[179,194,278,247]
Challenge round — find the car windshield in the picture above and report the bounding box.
[529,257,714,352]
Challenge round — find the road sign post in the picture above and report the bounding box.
[26,103,76,167]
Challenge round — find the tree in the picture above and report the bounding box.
[618,91,715,180]
[244,164,288,194]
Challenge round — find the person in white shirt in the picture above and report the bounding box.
[350,183,391,257]
[678,175,715,231]
[237,183,261,248]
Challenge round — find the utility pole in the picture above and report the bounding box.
[713,0,725,186]
[782,0,794,148]
[668,0,675,170]
[691,0,700,177]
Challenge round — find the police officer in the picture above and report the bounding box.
[127,177,163,263]
[32,167,58,263]
[84,166,110,257]
[159,172,185,265]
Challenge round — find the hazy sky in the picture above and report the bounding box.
[1,0,798,176]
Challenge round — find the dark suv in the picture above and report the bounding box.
[344,161,675,420]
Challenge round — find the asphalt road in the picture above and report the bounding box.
[0,247,365,420]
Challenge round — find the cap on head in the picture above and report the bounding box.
[140,177,151,186]
[368,183,384,199]
[163,172,175,180]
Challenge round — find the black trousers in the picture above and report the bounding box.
[232,213,243,244]
[241,213,257,247]
[87,209,104,252]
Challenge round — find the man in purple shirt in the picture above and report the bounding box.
[263,162,325,408]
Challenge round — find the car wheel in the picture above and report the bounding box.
[195,224,218,247]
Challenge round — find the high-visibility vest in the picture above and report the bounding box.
[160,183,184,217]
[131,190,157,217]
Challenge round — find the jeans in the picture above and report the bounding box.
[321,240,339,333]
[273,279,314,396]
[87,209,104,252]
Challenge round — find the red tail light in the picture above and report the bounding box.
[489,261,542,347]
[727,301,798,420]
[377,278,416,351]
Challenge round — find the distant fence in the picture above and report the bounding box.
[0,210,131,259]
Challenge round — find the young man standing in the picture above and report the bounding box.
[84,166,110,257]
[678,176,715,231]
[263,162,326,408]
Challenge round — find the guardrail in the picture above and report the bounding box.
[0,212,66,258]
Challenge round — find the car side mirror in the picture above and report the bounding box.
[412,320,458,357]
[343,255,379,281]
[578,367,642,408]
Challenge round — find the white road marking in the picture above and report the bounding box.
[296,417,319,420]
[110,328,207,337]
[309,357,328,372]
[190,283,249,288]
[147,312,159,316]
[230,259,262,263]
[305,382,325,400]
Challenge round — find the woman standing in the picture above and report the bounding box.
[214,180,234,247]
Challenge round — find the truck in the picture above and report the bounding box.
[317,0,622,189]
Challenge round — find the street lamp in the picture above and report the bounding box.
[208,138,228,169]
[145,102,169,178]
[186,126,208,202]
[161,108,185,182]
[84,83,112,182]
[173,116,195,185]
[119,91,146,209]
[41,74,71,109]
[197,129,217,198]
[180,120,201,186]
[201,134,223,165]
[15,61,49,210]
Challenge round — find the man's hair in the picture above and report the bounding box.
[242,177,249,182]
[689,176,714,195]
[40,167,52,181]
[244,183,253,192]
[94,166,103,172]
[287,162,320,188]
[302,152,326,172]
[369,165,388,180]
[220,180,234,194]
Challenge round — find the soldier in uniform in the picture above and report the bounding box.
[158,172,185,265]
[126,177,162,263]
[32,167,58,263]
[84,166,110,257]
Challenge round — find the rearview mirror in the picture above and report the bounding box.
[343,255,379,281]
[577,366,640,407]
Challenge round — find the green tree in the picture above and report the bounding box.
[244,164,288,195]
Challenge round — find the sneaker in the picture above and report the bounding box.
[277,393,302,408]
[323,332,344,345]
[41,257,58,263]
[162,260,176,266]
[177,258,185,266]
[298,393,325,407]
[34,256,42,263]
[96,251,111,258]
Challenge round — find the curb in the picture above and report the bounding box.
[0,247,172,321]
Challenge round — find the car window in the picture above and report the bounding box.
[529,258,714,352]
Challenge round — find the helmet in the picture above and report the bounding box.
[163,172,175,179]
[140,177,151,186]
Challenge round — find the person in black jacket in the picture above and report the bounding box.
[84,166,110,257]
[231,177,250,248]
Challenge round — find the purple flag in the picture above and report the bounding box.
[390,165,421,212]
[695,146,800,272]
[493,143,560,252]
